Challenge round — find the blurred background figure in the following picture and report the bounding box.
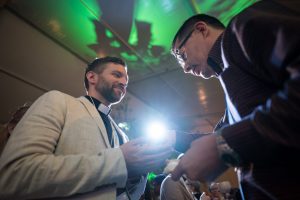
[185,179,202,200]
[208,181,241,200]
[152,174,167,200]
[209,182,224,200]
[160,174,202,200]
[0,103,31,154]
[160,154,202,200]
[200,192,211,200]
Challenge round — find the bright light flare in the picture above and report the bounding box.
[146,121,167,142]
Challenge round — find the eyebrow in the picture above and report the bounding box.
[112,70,128,81]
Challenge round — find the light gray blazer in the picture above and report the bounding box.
[0,90,141,199]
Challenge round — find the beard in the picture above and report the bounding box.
[95,79,125,104]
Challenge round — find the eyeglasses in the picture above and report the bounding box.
[174,29,194,62]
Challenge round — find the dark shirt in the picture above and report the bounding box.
[85,96,127,196]
[85,96,123,146]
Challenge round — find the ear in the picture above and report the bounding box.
[86,71,97,86]
[194,21,209,38]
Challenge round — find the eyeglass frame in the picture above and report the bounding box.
[173,29,195,62]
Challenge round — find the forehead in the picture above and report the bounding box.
[103,63,128,77]
[103,62,126,72]
[210,185,219,190]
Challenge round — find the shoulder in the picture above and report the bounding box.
[228,0,299,31]
[30,90,78,112]
[43,90,74,99]
[38,90,77,103]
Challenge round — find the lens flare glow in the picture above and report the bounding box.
[146,121,167,142]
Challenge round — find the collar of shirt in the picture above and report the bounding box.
[207,33,224,76]
[84,96,111,115]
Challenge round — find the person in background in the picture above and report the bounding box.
[0,103,30,154]
[161,174,201,200]
[200,192,211,200]
[170,1,300,199]
[152,174,167,200]
[0,56,172,199]
[160,154,201,200]
[209,181,239,200]
[209,182,224,200]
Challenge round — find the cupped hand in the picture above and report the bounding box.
[120,137,173,178]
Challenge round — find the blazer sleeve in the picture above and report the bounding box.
[0,91,128,199]
[219,1,300,164]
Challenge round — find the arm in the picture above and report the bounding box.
[173,108,229,153]
[174,131,202,153]
[0,91,128,199]
[220,0,300,164]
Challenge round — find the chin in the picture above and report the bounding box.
[201,74,216,79]
[110,98,122,105]
[201,68,217,79]
[114,95,125,103]
[200,72,212,79]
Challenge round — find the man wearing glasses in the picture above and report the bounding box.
[170,1,300,200]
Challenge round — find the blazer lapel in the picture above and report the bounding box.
[78,96,110,147]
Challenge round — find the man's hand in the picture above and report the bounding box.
[120,137,173,178]
[171,134,227,182]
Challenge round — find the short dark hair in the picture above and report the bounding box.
[84,56,127,90]
[172,14,225,53]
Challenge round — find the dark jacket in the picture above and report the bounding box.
[210,1,300,199]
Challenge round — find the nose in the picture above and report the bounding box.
[124,80,128,87]
[119,77,128,89]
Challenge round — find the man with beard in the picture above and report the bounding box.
[169,1,300,200]
[0,56,172,199]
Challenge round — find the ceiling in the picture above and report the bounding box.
[1,0,257,137]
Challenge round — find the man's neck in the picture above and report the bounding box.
[87,90,111,107]
[209,29,224,48]
[207,30,225,76]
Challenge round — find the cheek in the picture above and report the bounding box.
[187,45,202,61]
[186,49,197,61]
[192,43,208,60]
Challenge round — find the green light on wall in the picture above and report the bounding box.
[110,40,121,48]
[105,29,114,38]
[128,22,138,46]
[121,52,138,62]
[195,0,258,25]
[10,0,258,65]
[132,0,193,50]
